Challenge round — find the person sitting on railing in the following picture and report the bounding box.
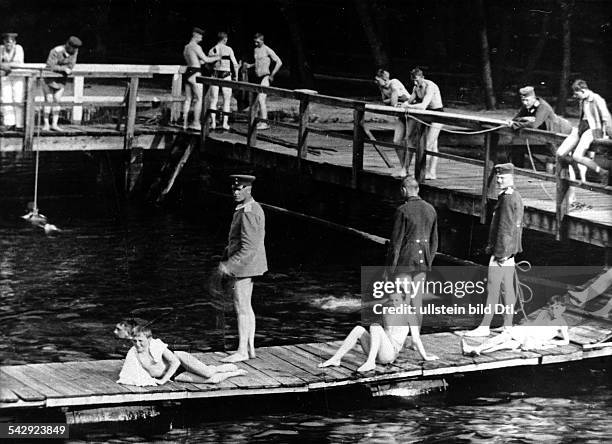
[508,86,584,205]
[1,32,25,130]
[182,27,220,131]
[208,32,239,131]
[42,36,82,132]
[243,32,282,131]
[556,79,611,186]
[399,68,444,180]
[374,69,411,177]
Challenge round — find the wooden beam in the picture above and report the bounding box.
[414,123,426,183]
[122,77,139,151]
[352,106,365,188]
[170,73,182,123]
[22,76,37,152]
[72,76,84,124]
[296,96,310,170]
[480,132,498,223]
[555,157,570,241]
[247,92,260,157]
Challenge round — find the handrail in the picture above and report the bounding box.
[196,76,612,242]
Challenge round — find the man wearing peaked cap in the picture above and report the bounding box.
[42,35,82,131]
[217,173,267,362]
[1,32,25,129]
[464,162,524,337]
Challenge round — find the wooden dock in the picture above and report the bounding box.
[1,311,611,414]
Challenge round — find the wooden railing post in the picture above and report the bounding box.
[23,75,37,152]
[414,124,426,183]
[123,76,139,150]
[72,76,84,124]
[352,105,365,188]
[247,92,260,151]
[296,95,310,170]
[480,131,499,223]
[170,73,182,123]
[555,156,570,240]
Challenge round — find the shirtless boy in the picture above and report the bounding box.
[116,323,246,384]
[462,296,570,356]
[243,33,282,130]
[208,32,239,130]
[319,292,438,373]
[182,27,220,130]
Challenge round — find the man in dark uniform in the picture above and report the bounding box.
[509,86,572,134]
[386,176,438,329]
[465,163,524,337]
[218,174,267,362]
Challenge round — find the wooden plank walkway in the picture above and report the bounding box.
[205,124,612,247]
[1,322,611,411]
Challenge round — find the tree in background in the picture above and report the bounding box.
[476,0,496,109]
[556,0,574,115]
[277,0,314,88]
[353,0,389,69]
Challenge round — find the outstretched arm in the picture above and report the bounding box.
[154,349,181,385]
[410,324,438,361]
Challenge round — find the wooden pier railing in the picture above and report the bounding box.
[1,64,186,150]
[197,77,612,241]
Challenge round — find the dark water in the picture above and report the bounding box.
[1,152,610,442]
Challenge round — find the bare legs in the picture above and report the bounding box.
[256,76,270,130]
[43,85,64,131]
[222,277,256,362]
[209,85,232,130]
[1,76,24,128]
[318,325,397,372]
[173,351,247,383]
[462,332,520,356]
[425,123,442,179]
[182,77,203,130]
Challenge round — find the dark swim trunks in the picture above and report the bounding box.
[183,67,201,85]
[255,74,269,84]
[214,70,231,79]
[170,364,186,381]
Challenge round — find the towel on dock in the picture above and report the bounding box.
[117,338,167,387]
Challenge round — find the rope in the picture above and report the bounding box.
[402,110,508,135]
[525,138,554,201]
[32,69,44,216]
[513,260,535,321]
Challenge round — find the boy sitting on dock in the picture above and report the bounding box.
[462,295,569,356]
[319,292,438,373]
[116,324,247,386]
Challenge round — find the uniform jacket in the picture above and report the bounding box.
[387,196,438,275]
[512,97,572,134]
[222,199,267,278]
[579,92,612,136]
[487,188,524,258]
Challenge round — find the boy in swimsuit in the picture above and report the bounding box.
[462,295,570,356]
[116,322,247,384]
[182,27,220,130]
[319,292,438,373]
[208,32,239,130]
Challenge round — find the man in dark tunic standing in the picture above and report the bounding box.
[386,177,438,330]
[464,163,524,337]
[218,175,267,362]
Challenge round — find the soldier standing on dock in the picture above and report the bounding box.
[217,175,268,362]
[464,163,524,337]
[42,36,82,131]
[386,176,438,331]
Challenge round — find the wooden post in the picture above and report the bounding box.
[199,82,211,150]
[170,73,182,123]
[296,95,310,169]
[72,76,84,124]
[555,156,570,241]
[352,106,365,189]
[247,92,260,151]
[480,132,499,224]
[414,124,426,183]
[22,75,37,152]
[123,76,139,151]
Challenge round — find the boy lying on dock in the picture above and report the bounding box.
[116,323,247,386]
[319,292,438,373]
[462,295,570,356]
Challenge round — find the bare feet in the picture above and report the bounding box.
[221,352,249,363]
[592,307,611,318]
[206,369,248,383]
[357,361,376,373]
[318,358,341,368]
[188,123,202,131]
[568,289,587,306]
[461,339,480,356]
[423,354,440,361]
[462,326,491,337]
[215,363,239,372]
[391,167,407,178]
[42,124,50,131]
[425,172,437,180]
[51,125,62,132]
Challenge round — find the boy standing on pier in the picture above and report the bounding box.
[43,36,82,131]
[464,163,524,337]
[217,174,267,362]
[182,27,220,130]
[1,32,25,130]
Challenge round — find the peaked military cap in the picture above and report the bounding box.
[230,174,256,186]
[494,163,514,175]
[67,36,82,48]
[519,86,535,97]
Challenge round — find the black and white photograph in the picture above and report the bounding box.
[1,0,611,442]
